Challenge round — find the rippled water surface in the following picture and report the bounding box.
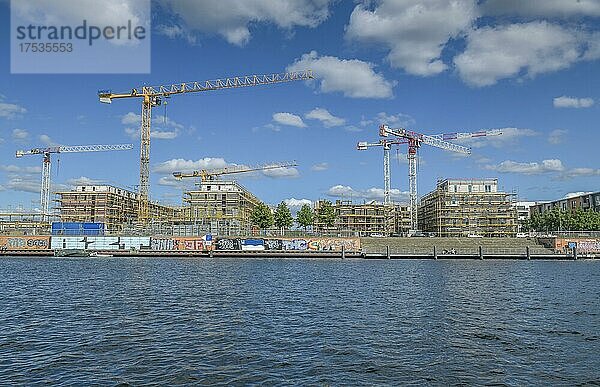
[0,258,599,386]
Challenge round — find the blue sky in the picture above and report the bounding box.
[1,0,599,211]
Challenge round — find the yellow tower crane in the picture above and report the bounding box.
[173,162,298,183]
[98,70,313,223]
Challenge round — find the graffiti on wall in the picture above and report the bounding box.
[556,238,600,253]
[214,237,360,252]
[150,237,211,251]
[0,236,50,250]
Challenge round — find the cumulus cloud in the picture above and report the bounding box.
[346,0,478,76]
[262,166,300,178]
[305,108,345,127]
[160,0,333,46]
[327,184,409,202]
[12,128,29,141]
[0,102,27,119]
[272,112,306,128]
[481,0,600,17]
[484,159,565,174]
[548,129,568,145]
[284,198,312,208]
[311,162,329,171]
[286,51,396,98]
[39,134,58,146]
[152,157,235,174]
[455,127,537,148]
[122,111,183,140]
[553,96,595,108]
[454,21,597,87]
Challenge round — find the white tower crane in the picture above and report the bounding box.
[357,139,407,205]
[15,144,134,220]
[378,125,503,231]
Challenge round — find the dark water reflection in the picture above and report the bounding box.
[0,258,598,385]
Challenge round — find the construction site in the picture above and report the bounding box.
[0,70,597,257]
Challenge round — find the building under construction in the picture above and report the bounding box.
[418,178,517,237]
[55,185,178,234]
[313,200,411,236]
[178,180,262,236]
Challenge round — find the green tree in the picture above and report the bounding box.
[528,208,600,232]
[317,200,337,227]
[274,201,293,230]
[250,203,274,229]
[297,204,314,231]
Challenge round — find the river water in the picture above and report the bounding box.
[0,257,598,386]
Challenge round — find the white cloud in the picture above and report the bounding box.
[5,177,40,193]
[273,112,306,128]
[152,157,235,174]
[122,112,183,139]
[0,102,27,119]
[327,184,409,202]
[39,134,58,146]
[121,112,140,125]
[455,127,537,148]
[454,22,597,87]
[553,96,595,108]
[375,112,415,127]
[481,0,600,17]
[12,128,29,141]
[485,159,565,174]
[284,198,312,208]
[156,24,197,44]
[286,51,396,98]
[548,129,568,145]
[262,166,299,178]
[567,168,600,177]
[346,0,478,76]
[0,165,42,174]
[67,176,104,186]
[305,108,345,127]
[311,162,329,171]
[160,0,333,46]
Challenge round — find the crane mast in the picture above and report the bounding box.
[15,144,134,221]
[357,139,406,205]
[379,124,502,232]
[99,70,313,224]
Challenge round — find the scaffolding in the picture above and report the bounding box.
[314,200,411,236]
[418,178,518,237]
[180,180,262,236]
[55,185,178,234]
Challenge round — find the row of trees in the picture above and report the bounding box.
[249,200,337,230]
[526,208,600,231]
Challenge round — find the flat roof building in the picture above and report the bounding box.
[531,192,600,215]
[55,185,177,233]
[179,180,262,236]
[313,200,411,236]
[419,178,517,237]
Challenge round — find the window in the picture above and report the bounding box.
[468,185,472,193]
[485,185,491,193]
